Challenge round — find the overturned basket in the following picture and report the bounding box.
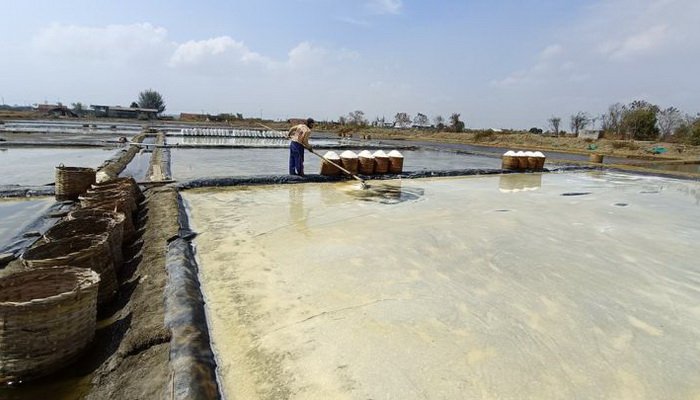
[21,234,117,306]
[55,165,96,201]
[0,266,100,384]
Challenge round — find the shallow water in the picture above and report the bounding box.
[0,148,116,186]
[172,148,500,180]
[118,149,151,182]
[0,198,53,246]
[185,172,700,399]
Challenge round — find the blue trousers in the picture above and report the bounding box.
[289,141,305,175]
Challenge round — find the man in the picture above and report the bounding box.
[286,118,315,176]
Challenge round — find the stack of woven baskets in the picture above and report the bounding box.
[1,176,143,384]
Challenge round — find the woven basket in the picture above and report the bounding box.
[0,266,99,384]
[374,156,389,174]
[79,193,137,219]
[388,156,404,174]
[501,155,519,170]
[44,217,123,273]
[67,208,133,244]
[589,154,604,163]
[527,156,539,169]
[55,166,96,201]
[340,157,359,175]
[358,156,375,175]
[320,161,342,176]
[92,177,143,202]
[21,235,117,306]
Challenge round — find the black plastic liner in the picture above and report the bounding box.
[163,195,220,400]
[0,200,74,266]
[175,167,605,190]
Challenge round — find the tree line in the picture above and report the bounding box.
[337,110,466,132]
[547,100,700,144]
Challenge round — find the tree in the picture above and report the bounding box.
[547,116,561,135]
[622,100,659,140]
[434,115,445,131]
[137,89,166,114]
[600,103,625,138]
[413,113,429,127]
[347,110,367,126]
[529,127,543,134]
[338,116,347,125]
[71,102,84,112]
[570,111,592,136]
[130,101,139,108]
[657,106,682,140]
[449,113,464,132]
[372,116,386,127]
[394,112,411,128]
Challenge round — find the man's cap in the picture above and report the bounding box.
[306,118,315,125]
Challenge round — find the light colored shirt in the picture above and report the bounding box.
[287,124,311,147]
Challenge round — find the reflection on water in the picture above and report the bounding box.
[498,173,542,193]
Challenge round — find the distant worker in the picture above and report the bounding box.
[286,118,315,176]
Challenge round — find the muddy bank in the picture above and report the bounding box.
[96,133,147,182]
[85,185,179,399]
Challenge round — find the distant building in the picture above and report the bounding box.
[35,104,78,117]
[91,105,158,119]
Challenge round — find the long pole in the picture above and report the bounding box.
[257,123,367,188]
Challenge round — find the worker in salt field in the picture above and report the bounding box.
[286,117,315,176]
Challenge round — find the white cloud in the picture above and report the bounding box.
[366,0,403,15]
[33,23,171,62]
[169,36,270,69]
[337,16,370,26]
[540,44,563,59]
[599,24,669,59]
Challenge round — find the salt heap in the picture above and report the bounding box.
[388,150,404,174]
[502,150,518,170]
[340,150,359,174]
[320,151,342,176]
[358,150,375,175]
[373,150,389,174]
[515,151,528,169]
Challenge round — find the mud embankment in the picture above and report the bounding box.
[85,186,179,399]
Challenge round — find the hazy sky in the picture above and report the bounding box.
[0,0,698,128]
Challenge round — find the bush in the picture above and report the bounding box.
[611,141,639,150]
[473,130,495,141]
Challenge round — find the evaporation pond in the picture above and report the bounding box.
[0,198,53,245]
[183,171,700,399]
[172,148,500,180]
[0,148,116,186]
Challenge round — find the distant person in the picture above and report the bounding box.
[286,118,315,176]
